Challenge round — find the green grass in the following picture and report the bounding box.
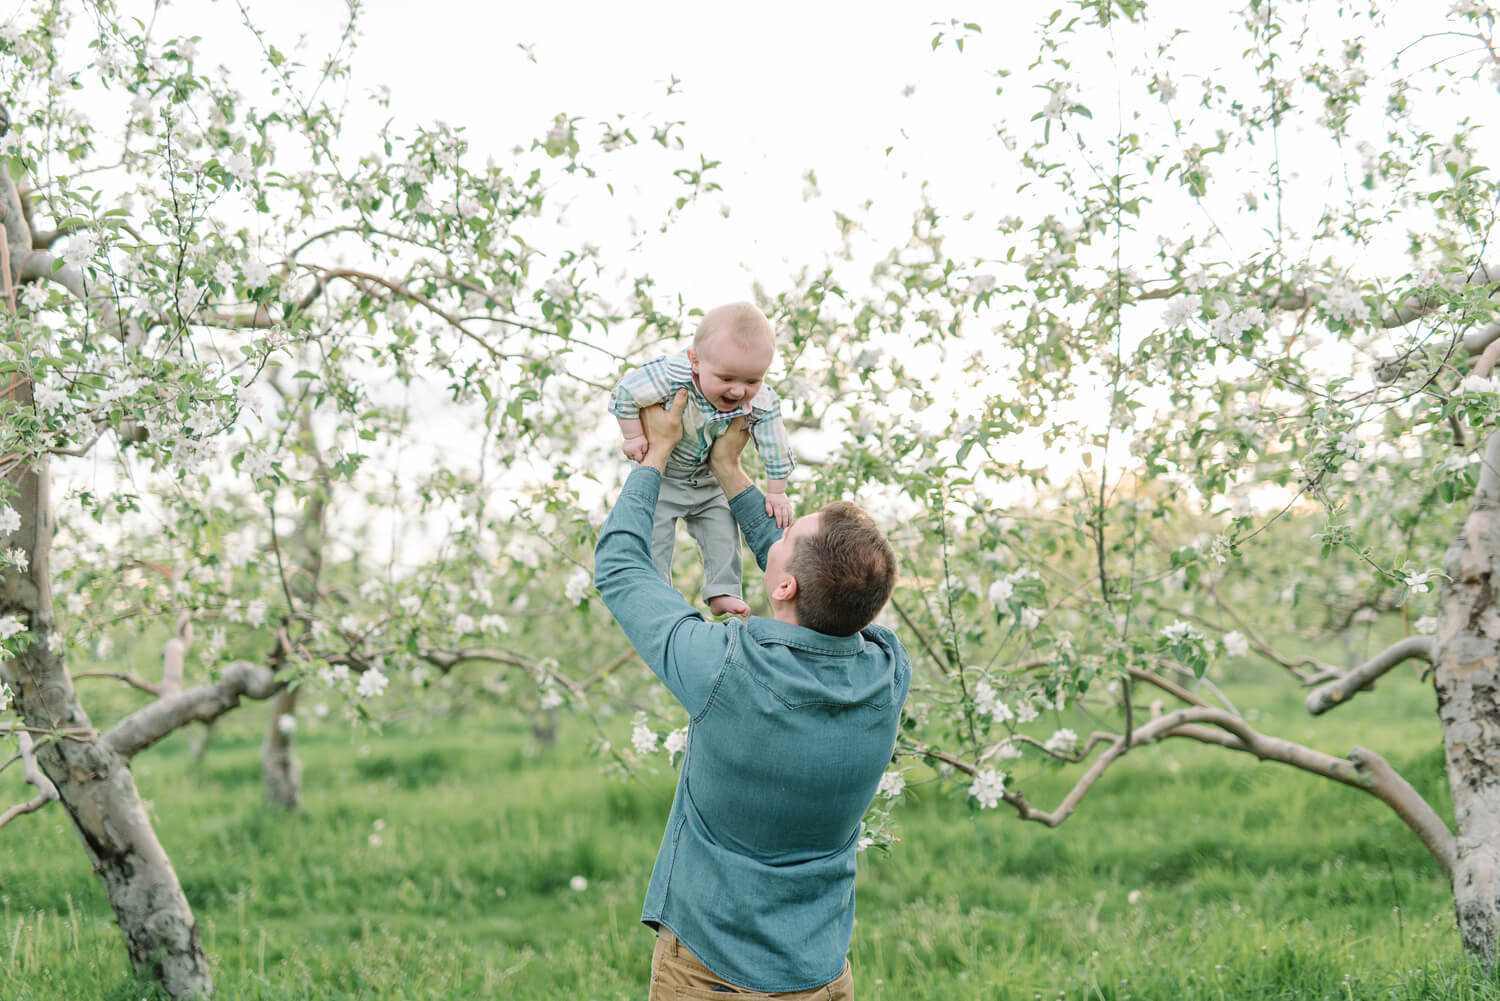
[4,661,1500,1000]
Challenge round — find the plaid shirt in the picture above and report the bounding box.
[609,351,795,481]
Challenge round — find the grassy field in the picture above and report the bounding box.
[4,660,1500,1000]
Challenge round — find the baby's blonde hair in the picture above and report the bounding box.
[693,301,776,355]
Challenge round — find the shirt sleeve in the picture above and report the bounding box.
[594,466,730,716]
[726,484,782,571]
[748,398,795,481]
[609,357,674,419]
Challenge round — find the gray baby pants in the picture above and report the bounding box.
[652,463,743,602]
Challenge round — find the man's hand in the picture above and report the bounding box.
[620,434,649,462]
[765,491,793,528]
[708,416,753,498]
[639,389,687,471]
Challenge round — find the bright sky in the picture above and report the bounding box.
[193,0,1019,302]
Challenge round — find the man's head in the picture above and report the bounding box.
[764,501,897,636]
[687,302,776,412]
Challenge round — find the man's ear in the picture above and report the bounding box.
[773,574,798,603]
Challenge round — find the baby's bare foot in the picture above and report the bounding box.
[707,594,750,617]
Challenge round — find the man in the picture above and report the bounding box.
[594,390,911,999]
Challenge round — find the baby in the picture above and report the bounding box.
[609,302,794,617]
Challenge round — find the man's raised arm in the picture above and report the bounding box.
[709,417,782,572]
[593,391,725,714]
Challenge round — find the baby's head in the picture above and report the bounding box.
[688,302,776,412]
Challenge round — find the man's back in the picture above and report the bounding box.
[641,615,910,991]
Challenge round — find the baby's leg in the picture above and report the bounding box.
[685,492,747,616]
[649,486,686,585]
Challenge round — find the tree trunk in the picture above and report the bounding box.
[262,688,302,808]
[4,448,213,997]
[1436,431,1500,968]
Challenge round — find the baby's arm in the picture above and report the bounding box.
[611,358,675,462]
[749,395,796,528]
[764,477,792,528]
[617,415,648,462]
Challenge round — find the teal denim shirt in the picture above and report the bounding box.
[595,467,912,992]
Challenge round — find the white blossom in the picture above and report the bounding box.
[664,727,688,757]
[245,599,268,627]
[0,505,19,534]
[974,679,998,716]
[356,669,389,698]
[225,151,254,184]
[1015,700,1039,724]
[545,277,572,302]
[1222,631,1250,657]
[565,566,591,605]
[967,274,997,295]
[242,257,271,287]
[569,875,588,892]
[33,384,70,414]
[276,713,297,735]
[1020,606,1043,631]
[969,767,1007,809]
[877,770,906,799]
[631,718,658,755]
[6,547,28,572]
[0,680,11,712]
[1324,281,1371,324]
[991,739,1023,760]
[0,615,26,641]
[453,612,475,635]
[63,232,101,269]
[1044,728,1079,754]
[1042,83,1078,121]
[988,578,1014,607]
[1415,616,1439,635]
[1404,571,1431,594]
[1161,294,1202,328]
[1460,374,1499,396]
[1160,620,1199,642]
[539,688,564,710]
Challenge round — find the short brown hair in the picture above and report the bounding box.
[787,502,897,636]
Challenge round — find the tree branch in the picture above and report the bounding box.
[102,660,282,759]
[0,733,59,830]
[915,703,1454,880]
[71,670,161,696]
[1348,746,1456,881]
[890,596,950,677]
[160,614,192,698]
[1201,579,1337,684]
[1304,634,1435,715]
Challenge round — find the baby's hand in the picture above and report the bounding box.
[621,434,648,462]
[765,491,793,528]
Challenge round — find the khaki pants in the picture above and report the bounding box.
[648,929,853,1000]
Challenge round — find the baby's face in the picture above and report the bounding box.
[690,334,773,412]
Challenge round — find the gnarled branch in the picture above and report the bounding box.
[915,704,1455,879]
[1305,634,1435,715]
[0,733,59,829]
[102,660,282,759]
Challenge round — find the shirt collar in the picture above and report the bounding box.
[745,617,867,656]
